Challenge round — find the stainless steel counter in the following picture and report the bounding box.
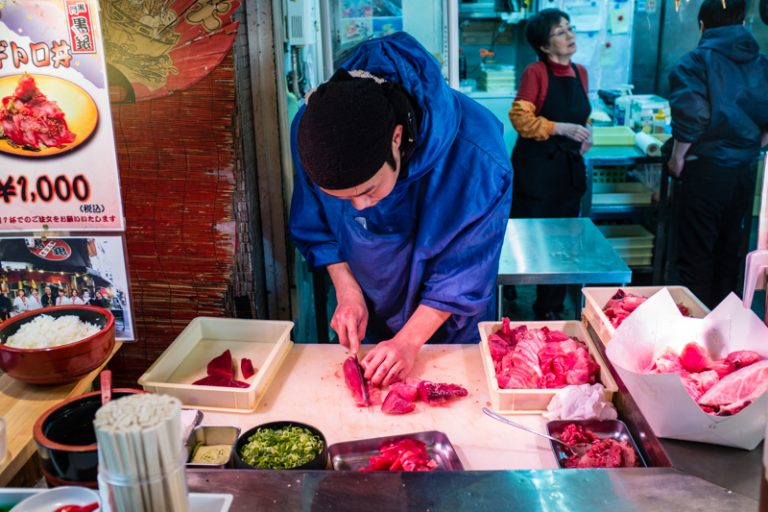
[187,467,757,511]
[497,218,631,285]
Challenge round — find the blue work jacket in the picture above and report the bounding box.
[289,32,512,343]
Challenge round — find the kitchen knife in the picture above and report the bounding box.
[355,355,370,406]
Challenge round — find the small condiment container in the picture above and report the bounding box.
[185,426,240,468]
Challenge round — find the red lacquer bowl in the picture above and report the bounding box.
[0,306,115,385]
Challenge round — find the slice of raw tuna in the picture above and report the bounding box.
[381,390,416,415]
[698,359,768,412]
[679,342,712,373]
[389,379,421,402]
[207,349,234,380]
[417,381,468,405]
[192,374,249,388]
[241,357,256,380]
[343,356,369,407]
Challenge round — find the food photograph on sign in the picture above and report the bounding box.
[0,73,99,157]
[0,0,124,232]
[0,236,134,341]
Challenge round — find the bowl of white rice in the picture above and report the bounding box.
[0,306,115,385]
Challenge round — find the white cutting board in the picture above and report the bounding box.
[201,344,558,471]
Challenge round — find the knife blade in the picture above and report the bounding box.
[354,355,370,407]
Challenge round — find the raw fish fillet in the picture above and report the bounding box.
[343,356,369,407]
[241,357,256,379]
[381,391,416,415]
[207,349,234,379]
[417,381,468,405]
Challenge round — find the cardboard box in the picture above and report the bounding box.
[478,320,618,414]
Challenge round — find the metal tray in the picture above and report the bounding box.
[546,419,647,469]
[328,431,463,471]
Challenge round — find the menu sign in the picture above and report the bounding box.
[0,0,125,232]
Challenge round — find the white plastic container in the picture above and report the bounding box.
[582,286,709,347]
[478,320,617,414]
[138,318,293,413]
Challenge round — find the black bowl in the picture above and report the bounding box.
[33,389,144,487]
[234,421,328,470]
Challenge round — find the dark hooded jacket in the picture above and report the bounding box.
[289,32,513,343]
[669,25,768,168]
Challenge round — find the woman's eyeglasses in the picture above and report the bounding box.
[550,26,575,38]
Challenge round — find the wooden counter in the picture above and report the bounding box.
[202,343,559,471]
[0,342,122,486]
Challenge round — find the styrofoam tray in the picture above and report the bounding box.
[138,317,293,413]
[478,321,617,414]
[581,286,710,347]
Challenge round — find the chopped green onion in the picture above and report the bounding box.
[240,425,323,469]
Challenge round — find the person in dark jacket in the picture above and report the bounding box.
[667,0,768,309]
[0,287,11,322]
[290,32,512,386]
[507,9,591,320]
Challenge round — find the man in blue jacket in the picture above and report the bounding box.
[667,0,768,309]
[290,32,513,386]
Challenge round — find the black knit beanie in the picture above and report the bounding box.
[297,69,397,190]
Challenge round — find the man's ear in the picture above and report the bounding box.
[699,20,705,33]
[392,124,403,150]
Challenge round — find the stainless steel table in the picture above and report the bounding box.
[497,218,632,316]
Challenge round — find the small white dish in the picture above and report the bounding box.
[10,486,100,512]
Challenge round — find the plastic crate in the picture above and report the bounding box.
[478,320,617,414]
[596,224,654,248]
[138,318,293,413]
[592,167,629,184]
[592,182,653,205]
[581,286,710,347]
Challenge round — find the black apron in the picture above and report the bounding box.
[510,62,591,218]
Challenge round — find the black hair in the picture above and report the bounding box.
[526,8,570,61]
[698,0,746,28]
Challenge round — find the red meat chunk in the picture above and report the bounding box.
[241,357,256,380]
[359,439,438,472]
[559,424,639,469]
[679,342,712,373]
[207,349,234,380]
[381,391,416,415]
[343,356,369,407]
[417,381,468,405]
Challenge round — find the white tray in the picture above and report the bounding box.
[478,321,617,414]
[582,286,709,347]
[138,317,293,413]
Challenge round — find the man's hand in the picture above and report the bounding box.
[667,155,685,178]
[327,262,367,354]
[554,122,591,143]
[362,337,420,387]
[330,289,368,354]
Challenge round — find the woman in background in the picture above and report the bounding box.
[507,8,591,320]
